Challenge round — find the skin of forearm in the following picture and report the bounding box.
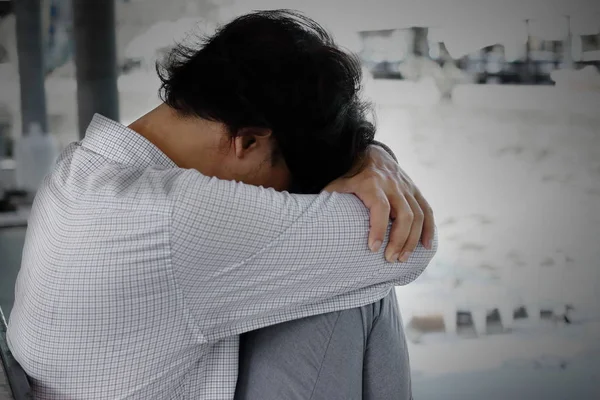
[371,140,398,163]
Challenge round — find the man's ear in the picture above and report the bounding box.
[233,127,272,159]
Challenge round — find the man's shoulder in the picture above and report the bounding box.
[45,142,192,214]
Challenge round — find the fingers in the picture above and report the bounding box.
[340,179,426,263]
[322,145,435,263]
[361,190,390,253]
[385,195,412,262]
[397,195,424,261]
[414,191,435,250]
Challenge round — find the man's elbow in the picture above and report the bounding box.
[392,227,438,286]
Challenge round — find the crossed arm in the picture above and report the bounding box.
[169,143,437,343]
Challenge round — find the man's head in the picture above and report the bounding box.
[140,10,375,193]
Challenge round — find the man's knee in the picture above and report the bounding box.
[235,291,406,400]
[363,289,412,400]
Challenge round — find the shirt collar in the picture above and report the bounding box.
[80,114,177,169]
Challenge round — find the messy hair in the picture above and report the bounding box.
[157,10,375,193]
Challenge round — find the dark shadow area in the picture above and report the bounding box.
[0,227,26,319]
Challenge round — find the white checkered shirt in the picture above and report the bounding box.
[7,114,437,399]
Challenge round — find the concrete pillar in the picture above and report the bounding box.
[14,0,49,135]
[72,0,119,138]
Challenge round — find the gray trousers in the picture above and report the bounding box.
[234,290,412,400]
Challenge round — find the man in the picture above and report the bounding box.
[8,10,437,399]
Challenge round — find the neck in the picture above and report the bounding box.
[128,104,227,171]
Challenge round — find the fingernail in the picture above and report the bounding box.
[387,253,400,263]
[424,239,431,250]
[399,252,412,262]
[370,240,382,252]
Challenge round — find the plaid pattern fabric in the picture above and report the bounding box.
[7,114,437,399]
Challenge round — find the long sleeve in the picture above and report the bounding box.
[170,169,437,343]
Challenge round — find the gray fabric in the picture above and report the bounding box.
[235,290,411,400]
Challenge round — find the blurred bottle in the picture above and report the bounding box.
[14,123,59,194]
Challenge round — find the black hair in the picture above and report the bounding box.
[157,9,375,193]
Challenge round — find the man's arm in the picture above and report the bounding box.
[170,163,437,343]
[323,144,435,262]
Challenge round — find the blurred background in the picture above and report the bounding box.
[1,0,599,399]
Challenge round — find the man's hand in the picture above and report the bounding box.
[323,145,435,262]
